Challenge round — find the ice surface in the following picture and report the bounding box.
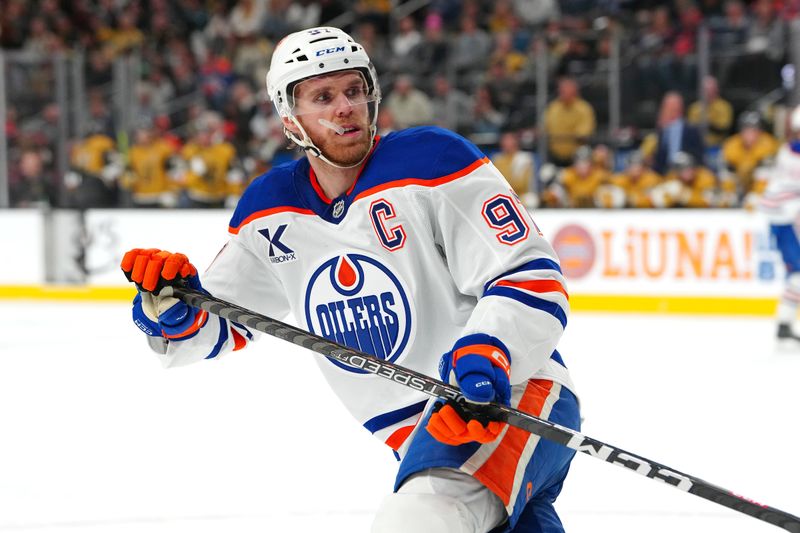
[0,302,797,532]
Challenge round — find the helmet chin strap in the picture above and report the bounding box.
[285,115,375,170]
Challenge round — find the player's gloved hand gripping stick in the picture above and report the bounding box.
[121,249,207,340]
[122,255,800,532]
[427,335,512,445]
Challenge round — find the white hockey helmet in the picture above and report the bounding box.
[266,27,381,165]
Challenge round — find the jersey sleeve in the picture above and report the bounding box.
[428,135,569,384]
[159,235,291,368]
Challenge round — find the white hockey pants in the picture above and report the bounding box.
[371,467,506,533]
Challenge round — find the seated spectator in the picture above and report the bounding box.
[747,0,785,62]
[491,131,537,207]
[740,0,785,92]
[384,74,434,129]
[488,0,516,33]
[285,0,321,34]
[355,0,391,34]
[489,31,528,77]
[390,16,422,73]
[229,0,267,39]
[710,0,749,50]
[721,111,779,202]
[65,122,120,208]
[450,16,492,89]
[597,152,663,208]
[543,145,610,208]
[544,77,596,167]
[177,111,239,208]
[687,76,733,148]
[232,33,273,90]
[104,11,144,57]
[470,85,505,137]
[484,60,522,119]
[122,120,179,208]
[10,149,53,208]
[642,91,705,175]
[410,13,450,81]
[353,21,390,76]
[513,0,560,27]
[652,151,719,207]
[430,74,473,135]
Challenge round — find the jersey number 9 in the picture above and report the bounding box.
[481,194,530,245]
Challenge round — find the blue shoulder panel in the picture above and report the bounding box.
[228,159,309,229]
[354,127,486,194]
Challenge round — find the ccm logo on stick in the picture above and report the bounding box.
[567,435,694,491]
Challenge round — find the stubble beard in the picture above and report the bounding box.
[314,130,372,167]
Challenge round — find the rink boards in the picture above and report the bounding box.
[0,208,786,315]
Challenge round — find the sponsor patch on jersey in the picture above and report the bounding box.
[304,253,414,373]
[258,224,298,264]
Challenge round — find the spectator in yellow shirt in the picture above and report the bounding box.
[491,131,536,207]
[544,77,596,166]
[688,75,734,147]
[653,151,719,208]
[546,145,609,207]
[123,121,179,208]
[177,111,239,208]
[721,111,779,200]
[66,123,120,207]
[597,152,663,208]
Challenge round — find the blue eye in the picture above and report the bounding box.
[345,86,365,98]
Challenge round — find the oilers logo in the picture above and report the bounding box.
[304,253,414,373]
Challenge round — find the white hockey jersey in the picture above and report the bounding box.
[162,127,574,452]
[759,142,800,224]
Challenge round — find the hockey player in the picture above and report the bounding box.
[758,105,800,343]
[120,27,579,533]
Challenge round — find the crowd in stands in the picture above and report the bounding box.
[1,0,797,209]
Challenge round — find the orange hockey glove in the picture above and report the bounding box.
[426,333,511,445]
[121,248,205,339]
[121,248,198,293]
[426,400,506,446]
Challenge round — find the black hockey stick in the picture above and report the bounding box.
[172,286,800,532]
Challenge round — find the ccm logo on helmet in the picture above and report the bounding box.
[316,46,346,56]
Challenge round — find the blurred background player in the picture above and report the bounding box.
[542,145,610,208]
[175,111,241,208]
[758,105,800,344]
[120,26,579,533]
[596,151,663,208]
[652,151,719,208]
[121,119,179,208]
[65,121,121,208]
[721,111,779,207]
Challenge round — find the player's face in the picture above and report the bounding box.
[291,71,374,166]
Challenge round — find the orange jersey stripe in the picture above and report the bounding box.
[228,206,315,234]
[353,157,490,202]
[473,380,554,505]
[494,279,569,300]
[385,424,416,452]
[453,344,511,375]
[231,327,247,351]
